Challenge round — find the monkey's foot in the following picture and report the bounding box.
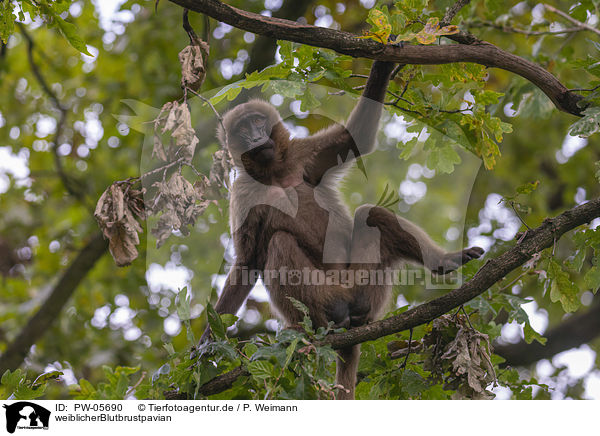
[434,246,484,275]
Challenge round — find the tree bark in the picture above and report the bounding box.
[168,0,585,116]
[0,232,108,374]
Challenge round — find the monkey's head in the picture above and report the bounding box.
[218,100,284,169]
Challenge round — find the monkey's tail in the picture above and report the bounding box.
[335,344,360,400]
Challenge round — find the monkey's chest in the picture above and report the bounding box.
[263,184,336,263]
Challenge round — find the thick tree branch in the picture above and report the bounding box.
[0,232,108,374]
[244,0,314,74]
[322,198,600,349]
[168,0,585,116]
[181,198,600,398]
[495,299,600,367]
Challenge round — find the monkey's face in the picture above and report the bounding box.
[230,112,275,165]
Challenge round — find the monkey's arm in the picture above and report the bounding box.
[199,264,254,344]
[199,212,260,344]
[215,266,254,313]
[304,60,395,184]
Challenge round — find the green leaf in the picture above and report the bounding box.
[516,180,539,195]
[32,371,63,388]
[283,338,299,370]
[548,260,581,313]
[247,360,275,381]
[299,88,321,111]
[53,15,91,55]
[427,143,461,174]
[221,313,238,329]
[176,287,191,321]
[206,303,226,340]
[398,137,418,159]
[569,107,600,137]
[277,40,294,63]
[523,322,547,345]
[242,343,258,358]
[566,249,587,272]
[0,1,15,43]
[268,80,305,99]
[287,296,310,318]
[584,266,600,291]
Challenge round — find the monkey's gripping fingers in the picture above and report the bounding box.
[434,246,485,275]
[387,33,405,47]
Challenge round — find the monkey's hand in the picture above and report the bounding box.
[387,33,405,48]
[434,246,485,275]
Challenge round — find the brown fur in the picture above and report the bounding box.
[208,61,484,399]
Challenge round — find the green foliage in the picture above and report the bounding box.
[70,366,141,400]
[1,0,599,401]
[2,1,89,53]
[0,369,61,400]
[548,258,581,313]
[569,107,600,138]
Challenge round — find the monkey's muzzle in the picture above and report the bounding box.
[245,138,275,163]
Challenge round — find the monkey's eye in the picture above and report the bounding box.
[252,117,265,126]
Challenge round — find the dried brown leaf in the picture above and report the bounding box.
[95,181,145,266]
[179,41,209,91]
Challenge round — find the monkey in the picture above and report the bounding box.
[205,60,484,399]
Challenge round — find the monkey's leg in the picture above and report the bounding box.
[264,231,352,328]
[346,205,484,324]
[352,204,484,274]
[266,231,359,399]
[336,344,360,400]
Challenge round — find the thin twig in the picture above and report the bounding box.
[141,156,187,180]
[400,328,413,369]
[203,14,211,44]
[569,84,600,93]
[389,63,405,81]
[543,3,600,36]
[186,87,231,156]
[460,306,475,330]
[384,100,425,117]
[19,23,90,206]
[125,371,147,397]
[468,20,584,36]
[183,9,199,44]
[498,270,528,291]
[441,0,472,26]
[510,201,532,230]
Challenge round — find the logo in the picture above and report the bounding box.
[3,402,50,433]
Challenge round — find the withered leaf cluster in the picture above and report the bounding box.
[96,36,234,265]
[153,101,199,164]
[425,314,496,399]
[94,182,145,267]
[179,40,209,91]
[149,171,212,248]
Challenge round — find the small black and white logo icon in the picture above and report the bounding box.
[3,402,50,433]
